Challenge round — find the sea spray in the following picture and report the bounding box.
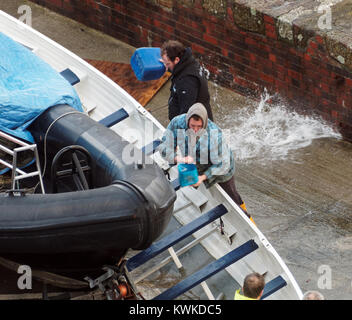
[222,91,342,162]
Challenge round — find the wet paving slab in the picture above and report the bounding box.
[237,138,352,300]
[206,88,352,299]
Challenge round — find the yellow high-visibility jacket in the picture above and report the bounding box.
[234,289,257,300]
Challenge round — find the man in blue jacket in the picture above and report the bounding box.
[160,40,214,121]
[159,102,253,223]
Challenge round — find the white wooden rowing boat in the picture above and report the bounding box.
[0,9,303,300]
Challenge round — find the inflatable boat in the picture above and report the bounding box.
[0,10,303,299]
[0,25,175,278]
[0,103,175,277]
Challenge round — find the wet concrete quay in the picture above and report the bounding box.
[0,0,351,299]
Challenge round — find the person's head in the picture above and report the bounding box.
[188,115,203,133]
[243,272,265,300]
[186,103,208,133]
[302,290,325,300]
[161,40,185,72]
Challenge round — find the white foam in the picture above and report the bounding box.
[222,90,342,162]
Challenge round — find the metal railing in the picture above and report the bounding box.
[0,130,45,194]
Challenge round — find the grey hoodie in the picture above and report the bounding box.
[186,102,208,129]
[185,102,209,152]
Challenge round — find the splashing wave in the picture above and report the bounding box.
[223,92,342,162]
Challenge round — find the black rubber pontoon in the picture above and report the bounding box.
[0,104,176,277]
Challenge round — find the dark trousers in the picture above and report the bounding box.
[218,175,243,206]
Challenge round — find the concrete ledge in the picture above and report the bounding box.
[235,0,352,69]
[23,0,352,141]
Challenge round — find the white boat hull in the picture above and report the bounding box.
[0,10,303,300]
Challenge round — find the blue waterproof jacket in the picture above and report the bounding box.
[159,114,235,188]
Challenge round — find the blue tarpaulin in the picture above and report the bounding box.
[0,32,83,143]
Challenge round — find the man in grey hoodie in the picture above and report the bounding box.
[160,103,254,223]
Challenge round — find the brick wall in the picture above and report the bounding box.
[31,0,352,141]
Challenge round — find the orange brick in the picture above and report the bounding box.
[269,53,276,63]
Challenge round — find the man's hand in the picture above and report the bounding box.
[175,155,194,164]
[192,174,207,187]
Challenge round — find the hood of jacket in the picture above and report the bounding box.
[186,102,208,129]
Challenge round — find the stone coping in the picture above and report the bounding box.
[231,0,352,71]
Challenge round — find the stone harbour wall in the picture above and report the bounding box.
[30,0,352,141]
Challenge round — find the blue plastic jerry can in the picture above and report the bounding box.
[178,163,199,187]
[130,47,166,81]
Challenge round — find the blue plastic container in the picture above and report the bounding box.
[178,163,199,187]
[130,47,166,81]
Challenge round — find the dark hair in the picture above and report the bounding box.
[190,114,202,122]
[243,272,265,299]
[161,40,185,62]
